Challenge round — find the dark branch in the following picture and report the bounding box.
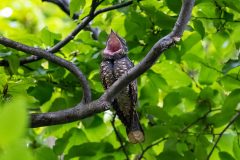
[207,111,240,160]
[0,0,194,127]
[31,99,110,127]
[0,37,91,103]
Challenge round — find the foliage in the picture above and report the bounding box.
[0,0,240,159]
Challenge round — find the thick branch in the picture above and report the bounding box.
[0,37,91,103]
[31,99,111,127]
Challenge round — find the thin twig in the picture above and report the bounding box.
[111,114,129,160]
[207,111,240,160]
[137,137,168,160]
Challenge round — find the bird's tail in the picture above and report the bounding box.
[112,100,144,143]
[126,111,144,144]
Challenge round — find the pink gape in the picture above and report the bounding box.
[104,31,123,55]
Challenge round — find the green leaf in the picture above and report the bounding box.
[215,0,240,13]
[219,151,235,160]
[208,89,240,127]
[194,139,208,160]
[222,59,240,74]
[34,147,58,160]
[165,0,182,13]
[182,32,203,53]
[163,92,182,112]
[144,126,168,146]
[233,137,240,160]
[0,97,28,146]
[193,20,205,38]
[158,151,183,160]
[54,128,88,155]
[140,0,176,29]
[151,61,192,88]
[49,98,67,112]
[220,75,240,91]
[69,0,86,17]
[39,27,61,46]
[65,142,114,159]
[0,141,34,160]
[6,55,19,74]
[198,65,219,85]
[82,115,112,141]
[28,81,54,105]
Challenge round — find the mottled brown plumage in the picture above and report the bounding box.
[100,30,144,143]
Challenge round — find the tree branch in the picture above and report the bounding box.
[0,36,91,103]
[31,99,111,127]
[48,0,133,53]
[0,0,133,66]
[207,111,240,160]
[0,0,195,127]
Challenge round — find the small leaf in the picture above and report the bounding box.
[222,59,240,74]
[199,65,219,85]
[39,27,61,46]
[0,97,28,146]
[165,0,182,13]
[193,20,205,38]
[233,137,240,160]
[6,55,19,74]
[27,81,54,105]
[219,151,235,160]
[69,0,85,17]
[34,147,58,160]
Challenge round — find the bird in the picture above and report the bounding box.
[100,30,144,143]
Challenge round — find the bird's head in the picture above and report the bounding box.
[103,30,128,60]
